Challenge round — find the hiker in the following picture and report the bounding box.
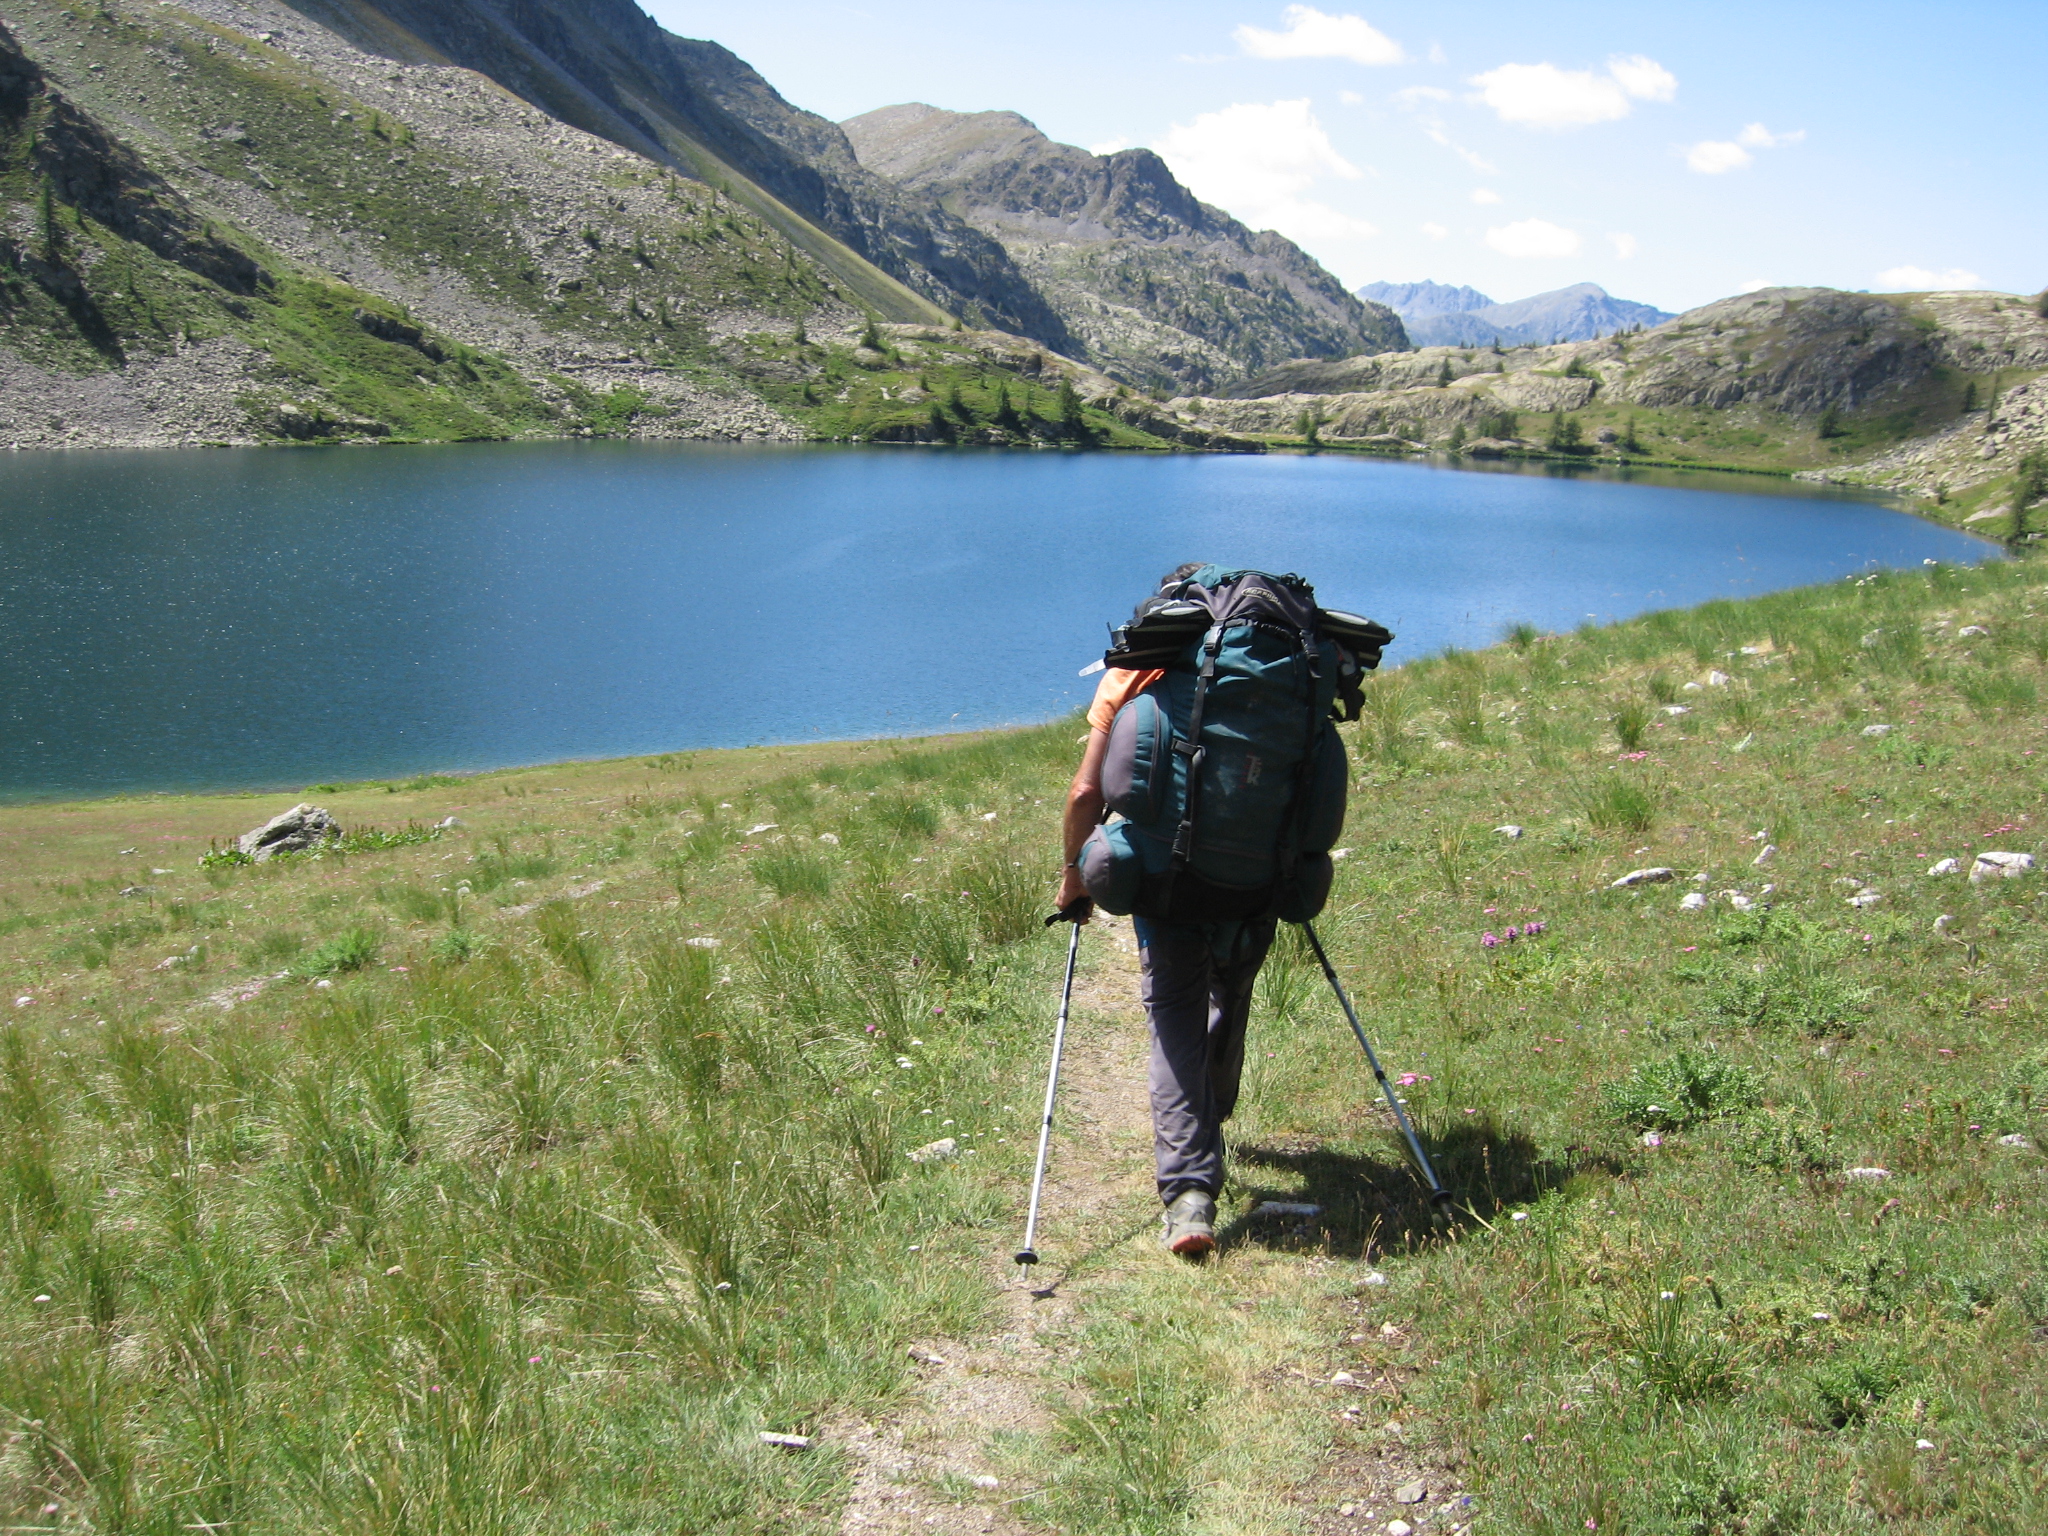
[1054,564,1387,1256]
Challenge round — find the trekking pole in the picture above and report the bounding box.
[1014,901,1088,1269]
[1300,920,1452,1208]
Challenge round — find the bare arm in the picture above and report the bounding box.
[1054,727,1109,921]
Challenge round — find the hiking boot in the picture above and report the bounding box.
[1162,1190,1217,1257]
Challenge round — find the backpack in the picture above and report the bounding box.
[1077,566,1392,925]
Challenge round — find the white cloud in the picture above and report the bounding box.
[1421,221,1449,239]
[1468,54,1675,129]
[1393,85,1452,104]
[1427,41,1447,65]
[1470,187,1502,204]
[1235,7,1406,66]
[1484,218,1582,258]
[1686,139,1753,174]
[1876,265,1983,291]
[1339,89,1365,105]
[1738,122,1804,149]
[1153,99,1374,243]
[1088,136,1131,156]
[1739,278,1774,293]
[1689,122,1805,173]
[1608,232,1638,259]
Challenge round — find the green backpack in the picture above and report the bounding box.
[1078,566,1391,924]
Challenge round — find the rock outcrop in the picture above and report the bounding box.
[235,803,339,861]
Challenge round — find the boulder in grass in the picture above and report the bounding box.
[236,803,339,861]
[1971,852,2036,883]
[907,1137,958,1164]
[1928,858,1961,876]
[1610,867,1675,888]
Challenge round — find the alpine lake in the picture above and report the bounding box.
[0,441,1992,802]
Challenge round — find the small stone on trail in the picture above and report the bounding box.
[1847,889,1883,908]
[1331,1371,1357,1385]
[1706,670,1731,687]
[1394,1482,1427,1505]
[1339,1503,1358,1517]
[1860,723,1892,738]
[1843,1167,1891,1181]
[1971,851,2035,883]
[1928,858,1961,876]
[1252,1200,1323,1218]
[758,1432,811,1450]
[972,1475,1000,1490]
[1494,824,1522,838]
[909,1346,949,1365]
[907,1138,957,1164]
[1934,914,1957,933]
[1751,844,1776,866]
[437,815,464,828]
[1387,1521,1414,1536]
[1610,867,1675,888]
[1679,892,1708,912]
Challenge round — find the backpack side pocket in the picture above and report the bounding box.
[1078,821,1146,916]
[1101,692,1170,823]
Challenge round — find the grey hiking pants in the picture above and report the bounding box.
[1136,915,1277,1204]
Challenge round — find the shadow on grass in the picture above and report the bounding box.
[1222,1114,1622,1258]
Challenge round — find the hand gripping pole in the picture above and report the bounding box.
[1301,920,1452,1208]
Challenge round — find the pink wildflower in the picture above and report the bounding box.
[1481,931,1500,949]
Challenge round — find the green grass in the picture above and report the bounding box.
[4,554,2048,1532]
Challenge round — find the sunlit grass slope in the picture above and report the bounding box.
[2,552,2046,1533]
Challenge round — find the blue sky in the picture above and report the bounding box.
[642,1,2044,314]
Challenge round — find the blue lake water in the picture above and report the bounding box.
[0,441,1992,802]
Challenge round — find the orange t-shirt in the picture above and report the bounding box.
[1086,667,1166,734]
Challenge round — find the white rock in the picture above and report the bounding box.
[1971,851,2035,883]
[1725,892,1756,911]
[1998,1133,2032,1149]
[1860,723,1892,738]
[1752,844,1776,866]
[745,823,778,836]
[1691,871,1710,884]
[1842,1167,1891,1181]
[1706,670,1731,687]
[1388,1521,1414,1536]
[816,832,840,845]
[979,811,999,821]
[908,1138,957,1164]
[1610,867,1676,888]
[1662,705,1691,716]
[1331,1370,1357,1385]
[1494,824,1523,839]
[1928,858,1961,876]
[1252,1201,1324,1218]
[1958,625,1990,637]
[758,1432,812,1450]
[1847,890,1883,908]
[684,935,722,948]
[1357,1271,1389,1287]
[1679,892,1708,912]
[436,815,464,828]
[972,1475,1001,1490]
[1330,848,1351,859]
[1934,913,1957,933]
[1833,876,1868,890]
[1916,1438,1935,1451]
[314,979,334,989]
[1681,681,1704,692]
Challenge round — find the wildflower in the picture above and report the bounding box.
[1481,931,1500,949]
[1525,920,1546,936]
[529,1355,542,1364]
[1503,925,1520,940]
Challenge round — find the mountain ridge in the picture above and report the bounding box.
[842,101,1407,393]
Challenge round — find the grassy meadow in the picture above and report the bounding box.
[3,552,2047,1533]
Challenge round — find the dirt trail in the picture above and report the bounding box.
[836,914,1156,1535]
[835,917,1461,1535]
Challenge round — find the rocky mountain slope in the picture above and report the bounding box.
[1175,285,2048,524]
[0,0,1198,449]
[842,102,1407,394]
[1359,279,1672,346]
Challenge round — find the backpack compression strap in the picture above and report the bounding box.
[1167,626,1224,868]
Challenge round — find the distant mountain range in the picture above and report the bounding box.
[1357,281,1673,347]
